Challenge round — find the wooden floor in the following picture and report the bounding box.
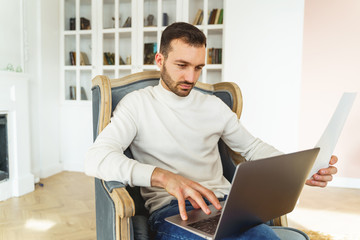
[0,172,360,240]
[0,172,96,240]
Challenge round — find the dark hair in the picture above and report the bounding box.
[160,22,207,58]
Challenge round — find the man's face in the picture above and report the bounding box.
[155,39,206,97]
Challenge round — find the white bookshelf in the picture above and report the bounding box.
[60,0,225,102]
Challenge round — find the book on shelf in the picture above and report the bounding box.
[69,52,90,65]
[69,51,76,65]
[122,17,132,28]
[208,9,217,24]
[69,86,76,100]
[218,9,223,24]
[193,9,203,25]
[144,43,157,65]
[103,52,115,65]
[207,48,222,64]
[207,9,223,24]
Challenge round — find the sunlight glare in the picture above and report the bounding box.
[25,219,56,231]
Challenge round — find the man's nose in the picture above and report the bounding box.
[184,69,197,83]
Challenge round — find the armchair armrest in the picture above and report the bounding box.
[102,180,135,240]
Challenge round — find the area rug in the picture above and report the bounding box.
[302,229,334,240]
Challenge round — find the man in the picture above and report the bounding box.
[85,22,338,239]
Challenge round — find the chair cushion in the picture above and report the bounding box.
[271,226,310,240]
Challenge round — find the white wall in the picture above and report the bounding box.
[224,0,305,153]
[300,0,360,187]
[23,0,62,179]
[0,0,23,70]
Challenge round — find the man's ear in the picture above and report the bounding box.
[155,52,164,68]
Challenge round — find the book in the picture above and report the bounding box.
[210,9,218,24]
[69,51,76,65]
[214,8,221,24]
[193,9,203,25]
[218,9,223,24]
[144,43,157,65]
[70,86,76,100]
[197,11,203,25]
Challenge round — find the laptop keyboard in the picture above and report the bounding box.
[188,214,221,235]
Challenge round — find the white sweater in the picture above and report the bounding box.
[85,81,282,213]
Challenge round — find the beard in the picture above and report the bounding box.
[161,63,195,97]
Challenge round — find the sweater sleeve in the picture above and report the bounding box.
[220,103,283,161]
[84,95,156,187]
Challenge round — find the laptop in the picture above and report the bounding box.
[166,148,320,240]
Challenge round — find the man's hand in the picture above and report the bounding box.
[151,167,222,220]
[306,155,338,187]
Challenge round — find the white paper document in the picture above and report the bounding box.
[308,92,357,178]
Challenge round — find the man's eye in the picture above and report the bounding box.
[195,66,203,71]
[177,64,186,68]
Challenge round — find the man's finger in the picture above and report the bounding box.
[184,187,211,215]
[330,155,338,165]
[176,195,188,220]
[313,173,333,182]
[319,166,337,175]
[192,183,222,210]
[188,197,201,209]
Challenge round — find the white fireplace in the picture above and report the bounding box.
[0,71,34,201]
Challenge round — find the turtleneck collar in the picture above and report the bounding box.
[153,79,195,108]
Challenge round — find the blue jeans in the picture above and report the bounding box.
[148,199,280,240]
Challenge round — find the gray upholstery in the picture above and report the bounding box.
[91,76,309,240]
[272,227,310,240]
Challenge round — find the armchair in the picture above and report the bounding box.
[91,71,308,240]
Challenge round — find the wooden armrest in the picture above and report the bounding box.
[102,180,135,240]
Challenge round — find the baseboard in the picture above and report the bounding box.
[328,177,360,189]
[63,161,85,172]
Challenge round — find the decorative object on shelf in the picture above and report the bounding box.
[207,48,222,64]
[15,66,23,72]
[80,17,91,30]
[120,56,126,65]
[112,17,121,28]
[80,52,90,65]
[193,9,204,25]
[146,14,155,26]
[144,43,157,65]
[70,17,75,30]
[163,13,169,26]
[122,17,131,27]
[81,87,88,100]
[5,64,14,71]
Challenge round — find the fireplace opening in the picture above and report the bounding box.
[0,114,9,182]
